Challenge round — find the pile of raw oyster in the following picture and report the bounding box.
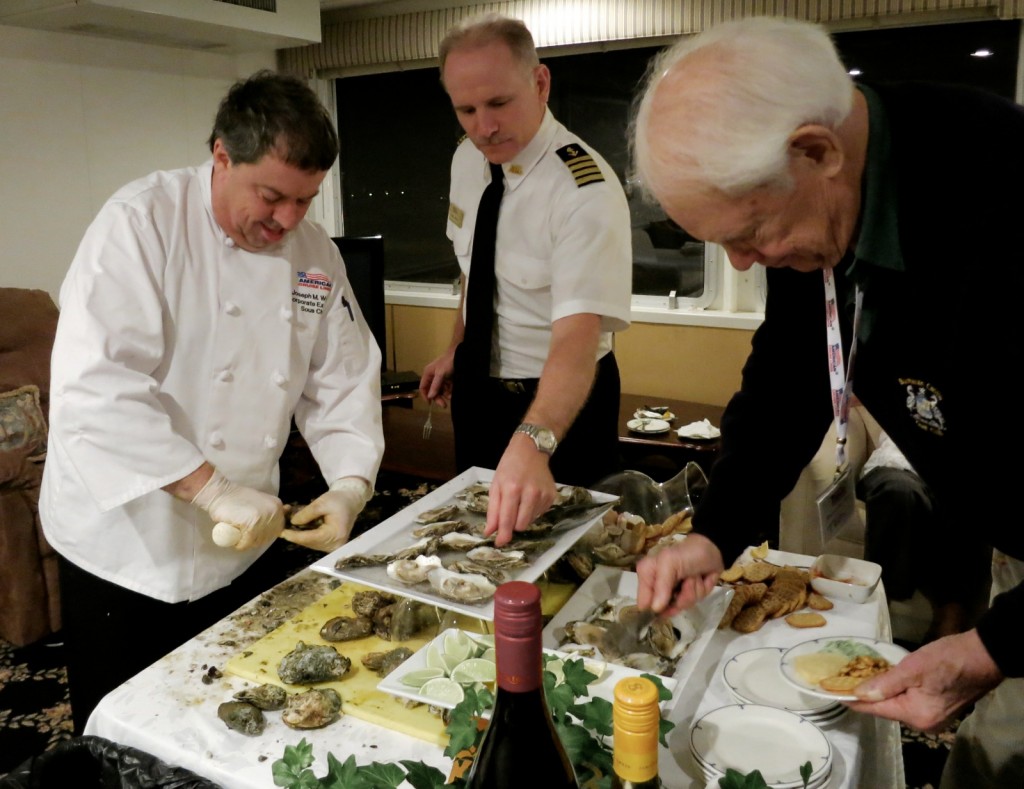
[217,590,432,736]
[334,482,610,604]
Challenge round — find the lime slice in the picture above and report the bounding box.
[443,630,474,663]
[400,667,446,688]
[442,653,464,674]
[449,657,497,686]
[424,640,448,671]
[481,647,496,663]
[545,658,565,686]
[466,632,495,650]
[419,677,465,705]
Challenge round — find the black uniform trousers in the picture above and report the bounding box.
[449,345,623,487]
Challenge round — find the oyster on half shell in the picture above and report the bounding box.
[465,546,527,569]
[386,554,443,584]
[427,567,496,603]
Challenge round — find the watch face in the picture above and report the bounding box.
[537,430,556,451]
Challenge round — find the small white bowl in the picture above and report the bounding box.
[809,554,881,604]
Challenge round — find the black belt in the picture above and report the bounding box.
[491,377,538,396]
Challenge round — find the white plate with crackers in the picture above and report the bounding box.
[779,635,910,702]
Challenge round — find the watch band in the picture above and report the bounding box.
[514,423,558,455]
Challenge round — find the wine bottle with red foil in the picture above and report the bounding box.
[465,581,578,789]
[610,676,663,789]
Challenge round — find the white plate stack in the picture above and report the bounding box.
[689,704,833,788]
[722,646,846,724]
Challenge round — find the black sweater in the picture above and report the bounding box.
[692,81,1024,677]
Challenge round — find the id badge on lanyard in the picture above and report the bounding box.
[818,269,863,546]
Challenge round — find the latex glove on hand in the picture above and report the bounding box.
[191,469,285,551]
[282,477,371,553]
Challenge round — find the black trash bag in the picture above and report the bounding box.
[0,735,221,789]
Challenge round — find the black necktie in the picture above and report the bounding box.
[462,162,505,376]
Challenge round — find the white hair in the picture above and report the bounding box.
[631,17,855,202]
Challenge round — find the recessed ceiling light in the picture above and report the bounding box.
[971,48,993,57]
[848,68,863,76]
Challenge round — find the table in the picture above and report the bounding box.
[618,394,725,482]
[85,553,904,788]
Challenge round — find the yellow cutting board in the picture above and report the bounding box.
[224,582,457,745]
[224,579,579,746]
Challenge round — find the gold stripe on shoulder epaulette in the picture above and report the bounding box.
[456,133,468,147]
[555,143,605,187]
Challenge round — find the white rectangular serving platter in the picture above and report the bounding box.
[542,564,732,710]
[376,628,678,715]
[311,466,617,621]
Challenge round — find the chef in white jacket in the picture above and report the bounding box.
[40,71,384,734]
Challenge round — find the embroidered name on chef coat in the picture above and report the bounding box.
[293,270,333,315]
[555,144,605,187]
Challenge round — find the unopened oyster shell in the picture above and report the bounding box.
[278,641,351,685]
[217,701,266,736]
[282,687,342,729]
[320,615,374,642]
[427,567,496,603]
[351,590,397,617]
[361,646,414,677]
[232,683,287,710]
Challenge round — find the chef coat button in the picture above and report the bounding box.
[264,435,279,450]
[224,301,240,316]
[280,306,293,322]
[209,431,225,449]
[218,370,233,383]
[224,237,235,248]
[272,372,287,386]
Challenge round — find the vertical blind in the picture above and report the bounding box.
[278,0,1023,77]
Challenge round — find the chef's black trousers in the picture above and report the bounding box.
[449,347,623,487]
[57,541,299,736]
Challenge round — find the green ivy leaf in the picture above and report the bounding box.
[568,695,613,738]
[560,659,598,697]
[639,673,673,703]
[272,738,317,788]
[353,761,407,788]
[398,760,449,789]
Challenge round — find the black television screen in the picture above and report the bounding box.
[332,235,386,372]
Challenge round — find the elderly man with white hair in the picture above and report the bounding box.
[630,16,1024,788]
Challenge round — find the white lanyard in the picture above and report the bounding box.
[823,268,863,472]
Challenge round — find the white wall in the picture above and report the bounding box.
[0,24,275,300]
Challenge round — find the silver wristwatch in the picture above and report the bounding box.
[514,423,558,455]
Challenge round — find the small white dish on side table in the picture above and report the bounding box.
[626,417,671,434]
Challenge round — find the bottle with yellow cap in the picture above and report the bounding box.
[610,676,662,789]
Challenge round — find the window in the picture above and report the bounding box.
[335,45,714,305]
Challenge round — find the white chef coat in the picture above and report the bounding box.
[446,109,632,379]
[39,162,384,603]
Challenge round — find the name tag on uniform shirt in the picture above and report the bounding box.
[816,468,859,546]
[448,202,464,228]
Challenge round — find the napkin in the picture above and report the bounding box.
[677,418,721,439]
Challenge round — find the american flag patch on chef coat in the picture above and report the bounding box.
[298,271,332,290]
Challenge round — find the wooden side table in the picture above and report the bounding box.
[617,393,725,482]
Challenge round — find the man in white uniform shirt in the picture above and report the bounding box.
[419,15,632,546]
[41,71,384,732]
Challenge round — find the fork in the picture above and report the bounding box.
[422,400,434,439]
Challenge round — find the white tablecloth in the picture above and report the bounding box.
[86,551,904,788]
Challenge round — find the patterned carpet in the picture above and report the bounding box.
[0,471,960,785]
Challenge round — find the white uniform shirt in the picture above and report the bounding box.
[40,162,384,603]
[446,110,632,379]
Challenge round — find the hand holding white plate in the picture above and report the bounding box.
[779,635,910,702]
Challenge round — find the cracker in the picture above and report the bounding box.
[785,612,827,628]
[717,582,767,629]
[742,562,776,583]
[732,604,768,633]
[808,593,834,611]
[819,674,864,693]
